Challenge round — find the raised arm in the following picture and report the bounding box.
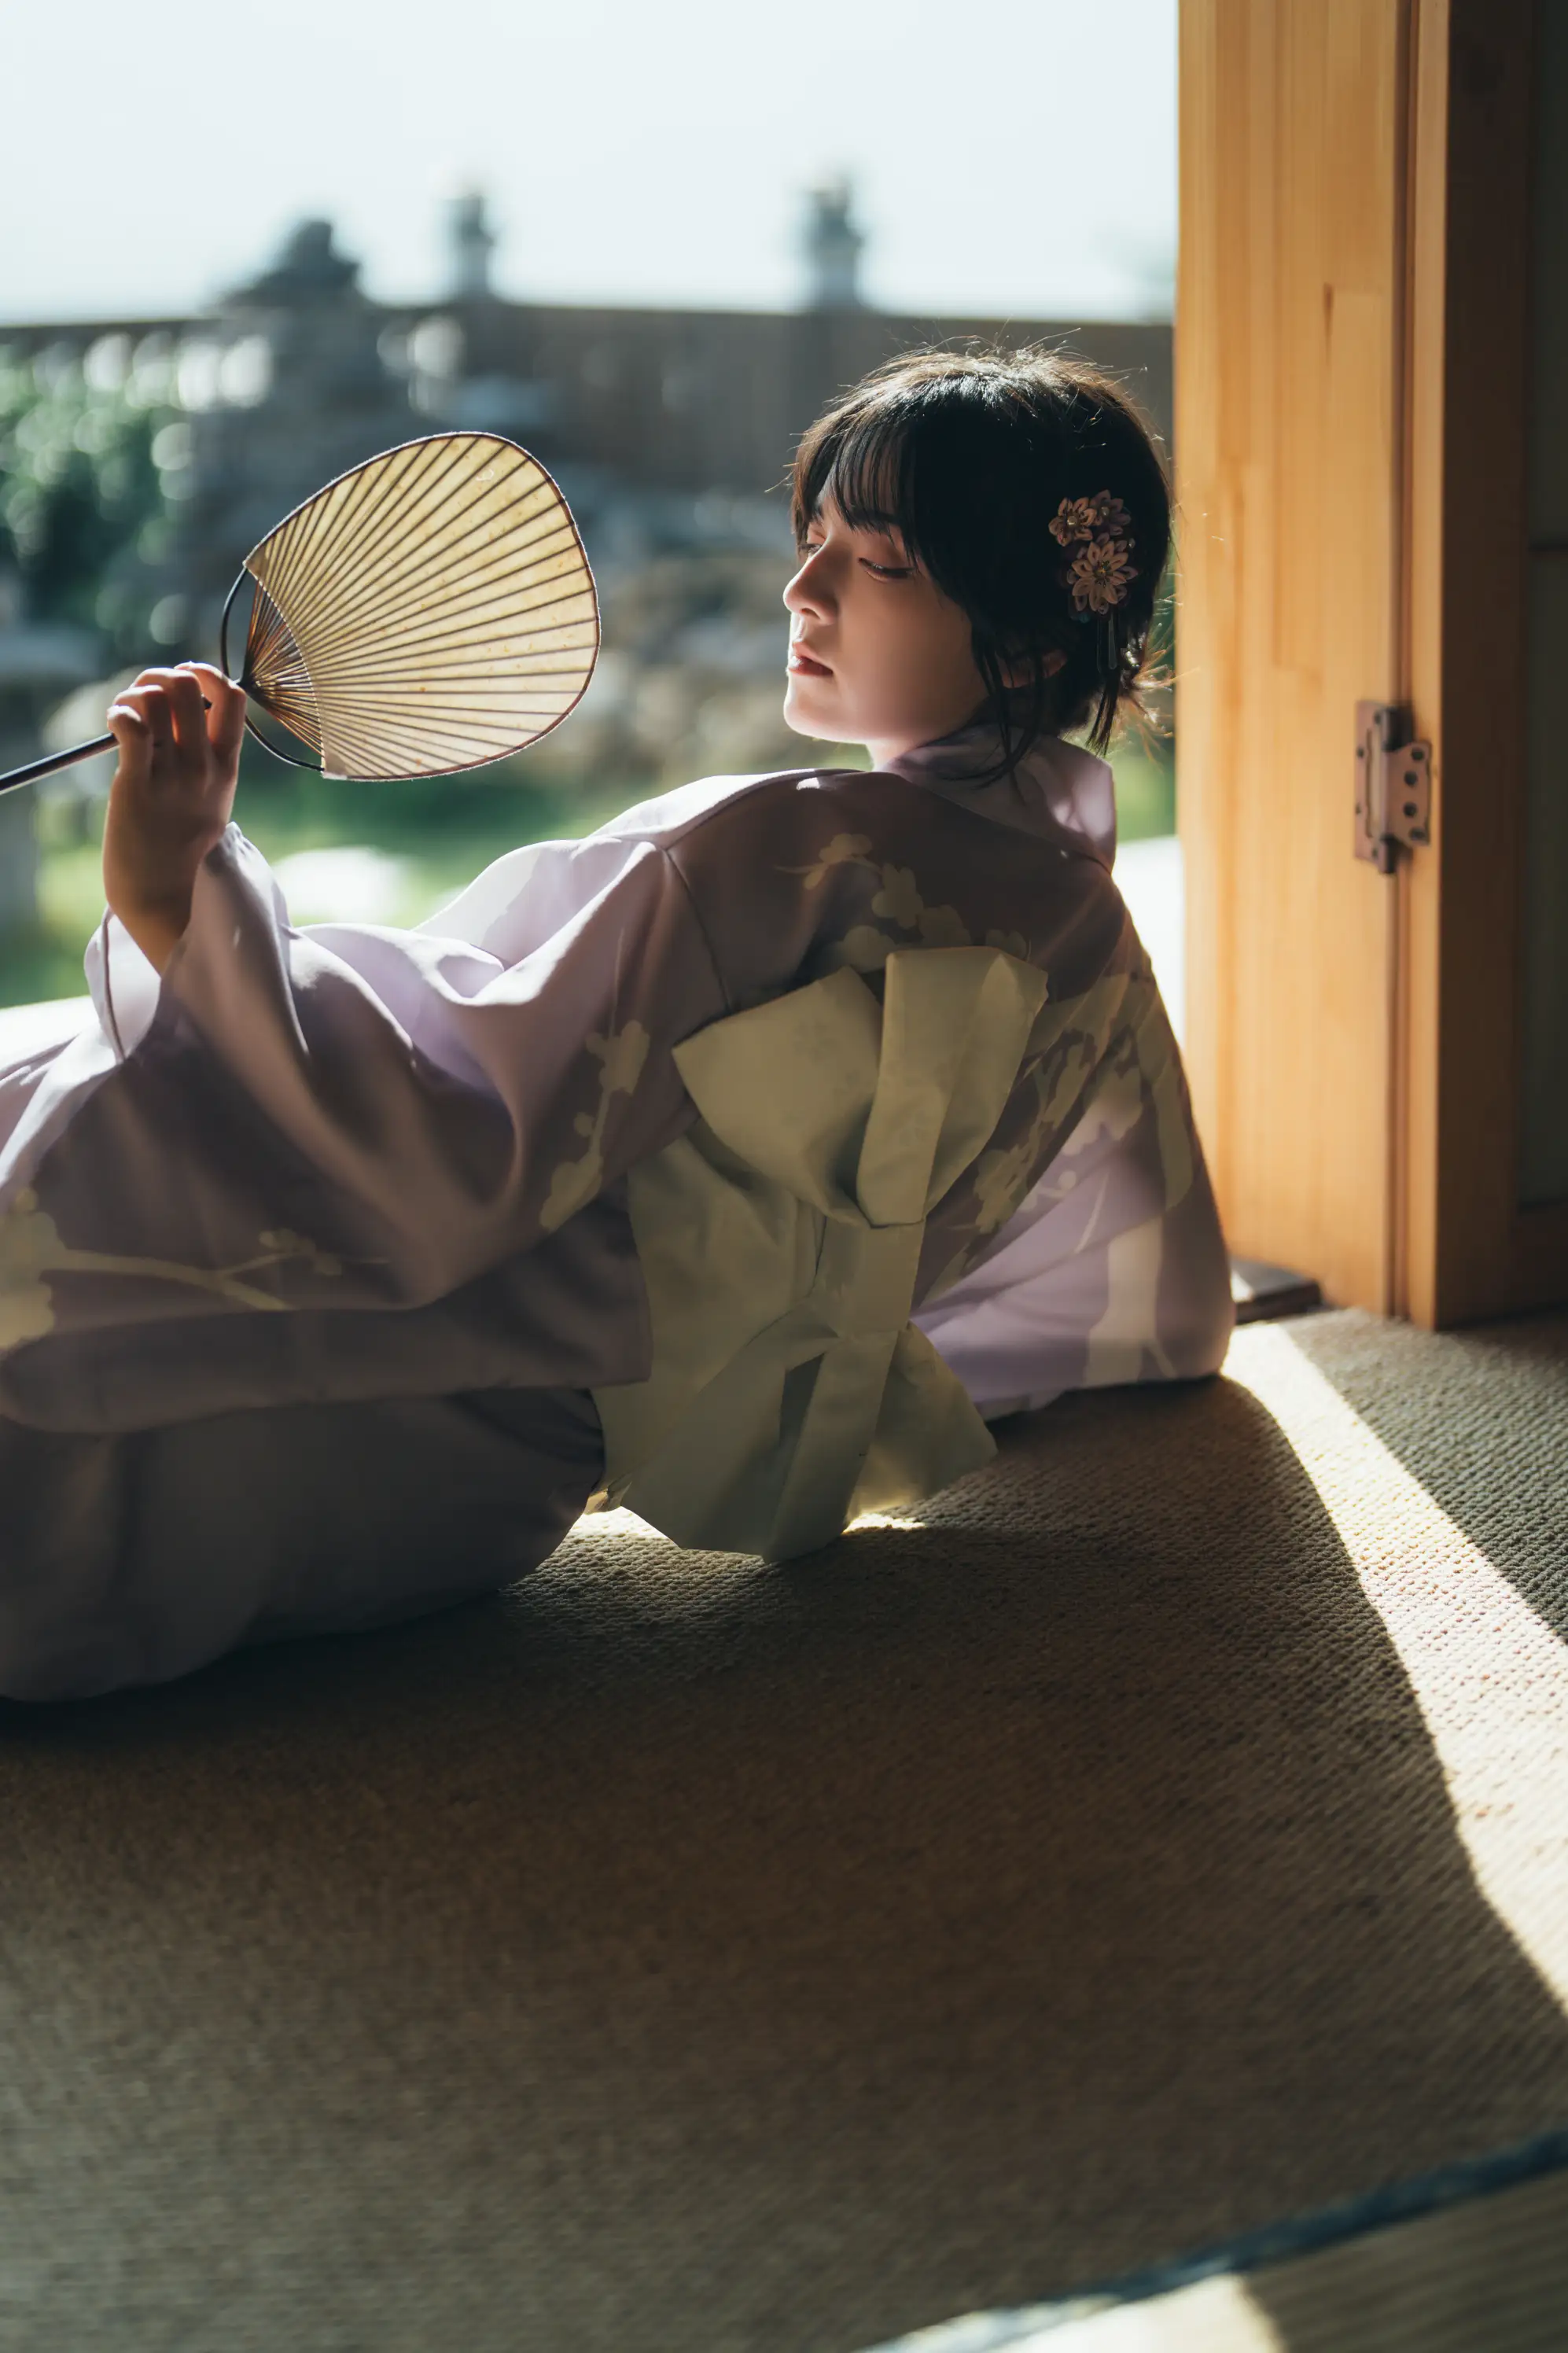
[101,664,246,972]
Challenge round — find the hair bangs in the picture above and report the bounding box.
[791,398,931,568]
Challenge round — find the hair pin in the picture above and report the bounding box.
[1050,490,1137,678]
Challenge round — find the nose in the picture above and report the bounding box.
[783,547,831,620]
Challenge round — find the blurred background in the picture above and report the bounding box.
[0,0,1177,1007]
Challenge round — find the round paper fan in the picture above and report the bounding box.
[220,432,598,781]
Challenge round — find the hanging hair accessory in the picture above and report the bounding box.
[1049,489,1138,674]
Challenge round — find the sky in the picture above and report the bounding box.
[1,0,1176,326]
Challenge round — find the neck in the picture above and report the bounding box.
[863,697,994,773]
[883,709,1119,871]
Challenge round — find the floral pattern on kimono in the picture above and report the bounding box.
[0,716,1231,1435]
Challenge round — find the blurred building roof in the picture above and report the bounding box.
[0,207,1174,650]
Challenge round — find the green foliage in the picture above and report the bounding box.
[1111,738,1176,842]
[1,765,650,1011]
[0,348,176,658]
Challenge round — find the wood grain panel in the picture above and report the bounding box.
[1177,0,1408,1311]
[1403,0,1568,1321]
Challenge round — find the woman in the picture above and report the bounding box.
[0,349,1231,1701]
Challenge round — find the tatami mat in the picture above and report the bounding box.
[3,1309,1566,2351]
[864,2156,1568,2351]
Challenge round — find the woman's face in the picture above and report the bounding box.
[781,496,989,766]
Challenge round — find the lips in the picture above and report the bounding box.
[788,643,832,677]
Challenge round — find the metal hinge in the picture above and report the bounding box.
[1354,700,1431,874]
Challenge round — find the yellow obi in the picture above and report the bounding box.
[591,945,1049,1562]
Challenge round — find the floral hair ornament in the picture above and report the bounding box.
[1049,488,1139,673]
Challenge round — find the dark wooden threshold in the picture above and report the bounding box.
[1231,1257,1323,1324]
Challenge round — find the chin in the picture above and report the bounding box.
[782,679,842,741]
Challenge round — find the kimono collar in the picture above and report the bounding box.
[882,703,1118,871]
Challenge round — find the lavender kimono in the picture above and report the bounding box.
[0,718,1231,1699]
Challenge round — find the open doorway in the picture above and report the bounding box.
[1176,0,1566,1326]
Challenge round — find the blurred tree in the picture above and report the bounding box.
[0,348,179,960]
[0,348,176,663]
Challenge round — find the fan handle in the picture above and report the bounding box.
[0,733,118,795]
[0,569,312,797]
[0,694,223,794]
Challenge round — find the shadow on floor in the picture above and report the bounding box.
[4,1368,1567,2352]
[1285,1307,1568,1646]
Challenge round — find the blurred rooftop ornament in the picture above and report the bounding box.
[230,218,361,308]
[444,187,498,302]
[801,177,866,311]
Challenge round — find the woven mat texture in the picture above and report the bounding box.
[939,2168,1568,2352]
[4,1309,1567,2352]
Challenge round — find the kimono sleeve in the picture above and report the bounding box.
[31,821,728,1313]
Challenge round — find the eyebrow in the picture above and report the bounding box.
[817,506,905,540]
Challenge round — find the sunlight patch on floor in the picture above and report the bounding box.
[1039,2273,1286,2351]
[1230,1321,1568,2013]
[576,1503,671,1541]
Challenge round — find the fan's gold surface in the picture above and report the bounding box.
[239,433,598,780]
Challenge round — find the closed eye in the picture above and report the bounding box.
[861,559,915,579]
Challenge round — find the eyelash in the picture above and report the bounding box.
[801,543,912,579]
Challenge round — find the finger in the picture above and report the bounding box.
[142,683,177,752]
[133,666,203,707]
[105,698,153,792]
[182,662,247,762]
[128,666,194,702]
[173,659,219,715]
[161,668,211,756]
[111,683,175,747]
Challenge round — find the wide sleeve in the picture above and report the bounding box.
[6,819,727,1339]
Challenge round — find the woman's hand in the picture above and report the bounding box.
[102,664,247,974]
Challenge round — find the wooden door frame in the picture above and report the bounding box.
[1176,0,1413,1319]
[1403,0,1568,1323]
[1178,0,1567,1327]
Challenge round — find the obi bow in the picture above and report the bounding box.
[593,944,1049,1561]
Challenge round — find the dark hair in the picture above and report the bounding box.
[789,347,1172,768]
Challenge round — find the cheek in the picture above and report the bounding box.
[809,580,984,735]
[885,601,981,709]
